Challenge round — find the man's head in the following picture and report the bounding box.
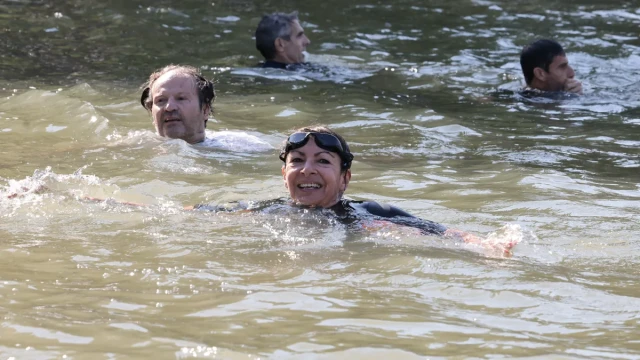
[520,39,577,92]
[140,65,215,144]
[255,11,310,64]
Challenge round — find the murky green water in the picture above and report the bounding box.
[1,0,639,358]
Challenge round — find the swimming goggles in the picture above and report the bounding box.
[279,131,354,169]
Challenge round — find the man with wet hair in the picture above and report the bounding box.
[255,11,311,70]
[140,65,215,144]
[520,39,582,95]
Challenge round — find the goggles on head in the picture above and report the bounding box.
[279,131,354,170]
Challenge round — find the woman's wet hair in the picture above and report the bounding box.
[281,125,353,171]
[139,65,216,124]
[255,11,299,60]
[520,39,565,85]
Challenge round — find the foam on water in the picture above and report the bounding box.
[103,129,273,160]
[230,68,312,82]
[0,167,166,218]
[105,129,161,145]
[231,56,378,84]
[253,209,349,248]
[1,166,105,200]
[202,130,273,152]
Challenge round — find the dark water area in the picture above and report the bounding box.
[3,0,638,179]
[1,0,639,358]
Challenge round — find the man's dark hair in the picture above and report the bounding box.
[255,11,299,60]
[520,39,565,85]
[140,65,215,126]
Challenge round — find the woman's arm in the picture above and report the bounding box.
[356,200,517,254]
[444,228,517,255]
[357,201,447,235]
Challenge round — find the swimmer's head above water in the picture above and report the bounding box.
[520,39,582,94]
[280,126,353,208]
[255,11,311,65]
[140,65,215,144]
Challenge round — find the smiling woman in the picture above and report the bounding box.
[278,126,461,236]
[280,128,353,209]
[196,125,517,253]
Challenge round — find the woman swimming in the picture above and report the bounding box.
[197,126,512,251]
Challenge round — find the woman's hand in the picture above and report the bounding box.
[445,228,518,256]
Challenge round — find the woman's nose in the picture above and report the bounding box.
[300,159,317,175]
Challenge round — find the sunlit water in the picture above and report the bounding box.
[1,0,639,358]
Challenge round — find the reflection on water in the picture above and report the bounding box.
[1,0,639,358]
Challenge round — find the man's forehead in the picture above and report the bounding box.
[552,54,568,63]
[290,20,303,31]
[152,71,196,94]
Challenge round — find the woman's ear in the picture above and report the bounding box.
[282,165,288,188]
[341,170,351,192]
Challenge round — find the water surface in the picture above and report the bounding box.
[1,0,639,358]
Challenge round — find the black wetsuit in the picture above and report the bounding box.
[262,60,311,71]
[195,198,447,236]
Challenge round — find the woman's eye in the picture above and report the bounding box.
[318,158,331,164]
[290,157,303,163]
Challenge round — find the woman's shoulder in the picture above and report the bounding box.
[342,199,415,218]
[193,198,290,213]
[340,199,447,236]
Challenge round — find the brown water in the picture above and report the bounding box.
[1,0,639,358]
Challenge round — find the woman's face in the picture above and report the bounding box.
[282,137,351,208]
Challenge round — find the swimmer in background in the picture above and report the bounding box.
[140,65,214,144]
[140,65,270,149]
[5,66,215,200]
[519,39,582,99]
[195,126,517,254]
[255,11,311,70]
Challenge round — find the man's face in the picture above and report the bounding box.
[542,54,576,91]
[277,20,310,64]
[150,71,208,144]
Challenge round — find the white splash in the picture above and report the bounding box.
[202,130,273,152]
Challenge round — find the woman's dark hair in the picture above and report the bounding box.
[281,125,354,171]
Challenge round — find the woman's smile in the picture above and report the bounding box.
[282,138,350,208]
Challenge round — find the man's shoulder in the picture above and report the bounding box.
[518,86,579,100]
[262,60,288,69]
[261,60,312,71]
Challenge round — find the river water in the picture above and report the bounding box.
[1,0,639,358]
